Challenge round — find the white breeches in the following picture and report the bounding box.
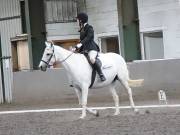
[88,50,98,64]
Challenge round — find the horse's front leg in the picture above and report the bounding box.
[75,86,98,118]
[74,87,82,105]
[80,85,89,119]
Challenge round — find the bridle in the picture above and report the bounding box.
[41,45,55,68]
[41,44,74,68]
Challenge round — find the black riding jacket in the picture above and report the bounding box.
[79,24,100,53]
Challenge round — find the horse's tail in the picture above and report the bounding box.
[128,79,144,87]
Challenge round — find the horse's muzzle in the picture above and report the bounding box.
[39,65,47,72]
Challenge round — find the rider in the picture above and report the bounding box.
[74,12,106,81]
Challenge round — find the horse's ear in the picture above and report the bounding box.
[45,41,54,47]
[45,41,49,47]
[50,42,53,47]
[49,41,54,47]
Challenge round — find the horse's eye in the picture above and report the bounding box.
[47,53,50,56]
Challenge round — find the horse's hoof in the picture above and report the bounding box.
[145,109,150,114]
[79,115,86,119]
[114,111,120,116]
[96,111,100,117]
[79,116,85,119]
[134,108,139,114]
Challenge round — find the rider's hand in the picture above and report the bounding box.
[71,47,76,52]
[75,43,82,49]
[71,43,82,52]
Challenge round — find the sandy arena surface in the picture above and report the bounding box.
[0,104,180,135]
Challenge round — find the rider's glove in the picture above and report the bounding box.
[75,43,82,49]
[71,47,76,52]
[72,43,82,52]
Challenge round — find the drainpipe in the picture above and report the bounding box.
[25,0,33,70]
[84,0,87,12]
[117,0,125,58]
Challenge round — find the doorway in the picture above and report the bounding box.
[20,0,27,33]
[121,0,141,62]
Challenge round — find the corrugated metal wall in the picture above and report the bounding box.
[44,0,77,23]
[0,36,3,103]
[0,0,22,103]
[0,76,3,103]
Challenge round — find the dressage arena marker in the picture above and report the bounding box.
[0,104,180,115]
[158,90,168,104]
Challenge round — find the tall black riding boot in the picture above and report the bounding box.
[93,59,106,81]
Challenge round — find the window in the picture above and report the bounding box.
[20,0,27,33]
[44,0,77,23]
[143,31,164,60]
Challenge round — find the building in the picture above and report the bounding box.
[0,0,179,103]
[45,0,141,62]
[138,0,180,59]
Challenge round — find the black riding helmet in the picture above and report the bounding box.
[76,12,88,24]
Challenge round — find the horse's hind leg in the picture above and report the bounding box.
[120,79,138,112]
[109,84,120,115]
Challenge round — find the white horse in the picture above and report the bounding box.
[39,41,144,119]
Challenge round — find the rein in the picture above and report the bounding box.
[58,52,74,63]
[41,45,74,67]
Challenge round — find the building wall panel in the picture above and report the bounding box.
[46,0,119,43]
[46,22,79,41]
[0,18,22,102]
[0,0,22,103]
[13,59,180,104]
[86,0,119,39]
[0,0,20,18]
[138,0,180,58]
